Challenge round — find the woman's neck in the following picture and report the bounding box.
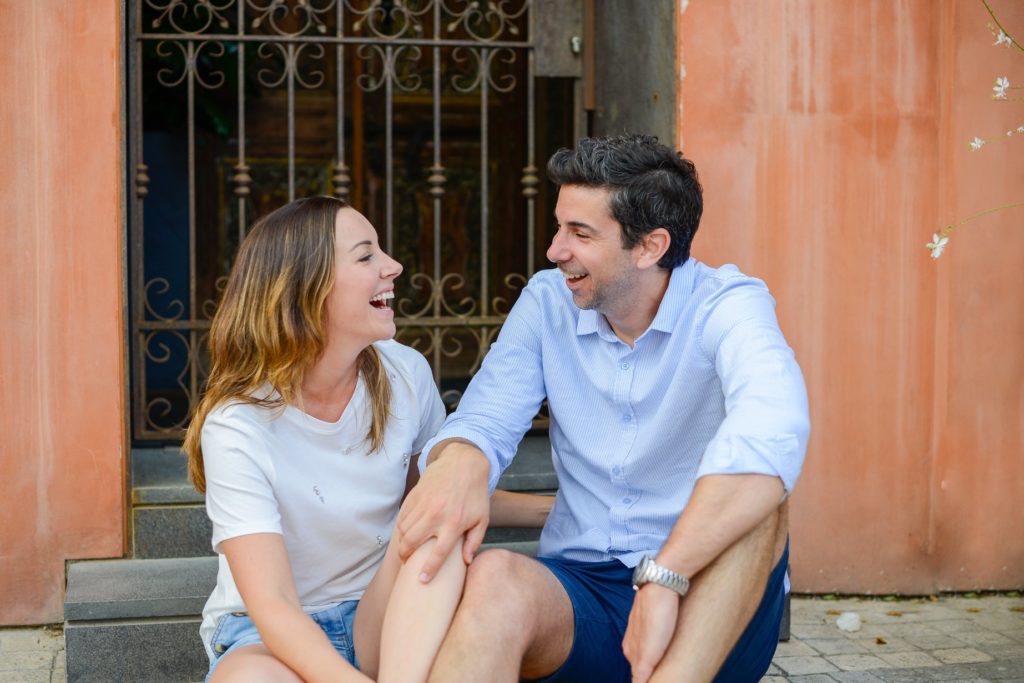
[298,341,364,422]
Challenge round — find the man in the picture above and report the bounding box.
[398,135,810,682]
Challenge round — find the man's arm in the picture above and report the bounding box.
[624,279,810,681]
[623,474,784,682]
[396,286,548,581]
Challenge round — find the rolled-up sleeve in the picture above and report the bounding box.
[419,286,547,492]
[696,279,810,493]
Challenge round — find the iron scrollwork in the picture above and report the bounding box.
[130,0,537,438]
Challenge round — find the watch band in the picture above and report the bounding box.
[632,555,690,597]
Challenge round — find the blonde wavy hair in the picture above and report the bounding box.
[183,196,392,493]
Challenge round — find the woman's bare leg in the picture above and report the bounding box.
[377,538,466,683]
[353,538,466,682]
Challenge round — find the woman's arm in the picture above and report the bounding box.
[221,533,371,683]
[488,490,553,528]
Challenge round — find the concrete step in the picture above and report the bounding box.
[130,437,557,559]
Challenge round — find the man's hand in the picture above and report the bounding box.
[395,439,491,582]
[622,583,680,683]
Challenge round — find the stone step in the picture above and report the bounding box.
[130,436,557,559]
[65,538,541,683]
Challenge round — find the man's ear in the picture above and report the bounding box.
[635,228,671,269]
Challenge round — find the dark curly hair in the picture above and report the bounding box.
[547,135,703,268]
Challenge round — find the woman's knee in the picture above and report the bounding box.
[210,645,303,683]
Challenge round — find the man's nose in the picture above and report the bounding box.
[546,229,568,263]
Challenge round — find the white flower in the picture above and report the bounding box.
[970,137,986,151]
[993,76,1010,100]
[1018,126,1024,134]
[926,233,949,260]
[994,30,1013,47]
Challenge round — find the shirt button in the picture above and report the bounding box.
[622,497,631,504]
[620,362,629,370]
[622,414,631,422]
[612,466,621,475]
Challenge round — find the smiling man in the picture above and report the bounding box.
[398,135,810,683]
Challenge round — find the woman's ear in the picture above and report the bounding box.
[636,228,671,269]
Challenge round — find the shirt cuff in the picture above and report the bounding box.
[418,428,503,494]
[695,432,803,493]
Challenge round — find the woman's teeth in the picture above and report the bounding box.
[369,291,394,309]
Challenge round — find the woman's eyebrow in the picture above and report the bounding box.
[348,240,372,252]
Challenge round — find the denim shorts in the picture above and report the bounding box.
[531,541,789,683]
[204,600,359,681]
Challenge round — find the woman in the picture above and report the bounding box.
[183,196,550,683]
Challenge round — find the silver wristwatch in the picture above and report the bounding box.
[632,555,690,597]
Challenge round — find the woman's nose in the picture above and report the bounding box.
[383,253,403,279]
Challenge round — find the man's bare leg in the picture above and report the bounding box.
[650,503,788,683]
[427,548,575,683]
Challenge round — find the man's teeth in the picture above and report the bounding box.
[562,272,587,281]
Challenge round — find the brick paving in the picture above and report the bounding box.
[1,595,1022,682]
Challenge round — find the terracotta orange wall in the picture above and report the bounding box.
[678,0,1024,593]
[0,0,126,624]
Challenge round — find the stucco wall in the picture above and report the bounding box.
[0,0,126,624]
[679,0,1024,593]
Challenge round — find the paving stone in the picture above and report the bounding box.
[854,637,917,654]
[0,652,55,671]
[881,623,943,638]
[959,658,1024,679]
[978,644,1024,660]
[795,624,849,640]
[956,631,1019,648]
[930,620,989,635]
[902,634,968,650]
[968,614,1024,632]
[847,625,896,640]
[930,647,994,664]
[0,671,51,683]
[777,639,821,656]
[0,630,63,653]
[791,675,841,683]
[831,672,886,683]
[877,651,942,669]
[776,656,840,675]
[765,663,783,675]
[827,654,890,671]
[923,663,997,680]
[760,677,790,683]
[807,639,871,655]
[871,669,946,682]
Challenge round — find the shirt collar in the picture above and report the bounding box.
[648,259,694,334]
[575,259,695,339]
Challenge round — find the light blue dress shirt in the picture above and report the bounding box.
[420,259,810,567]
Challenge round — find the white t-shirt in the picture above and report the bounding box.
[198,340,445,657]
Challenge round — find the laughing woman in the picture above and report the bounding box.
[183,197,550,683]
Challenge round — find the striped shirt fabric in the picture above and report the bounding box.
[420,259,810,567]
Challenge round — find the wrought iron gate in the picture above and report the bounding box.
[128,0,578,441]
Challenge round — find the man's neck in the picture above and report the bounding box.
[604,268,672,347]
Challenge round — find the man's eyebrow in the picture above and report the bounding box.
[553,213,594,231]
[348,240,372,252]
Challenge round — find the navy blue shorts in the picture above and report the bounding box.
[531,542,789,683]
